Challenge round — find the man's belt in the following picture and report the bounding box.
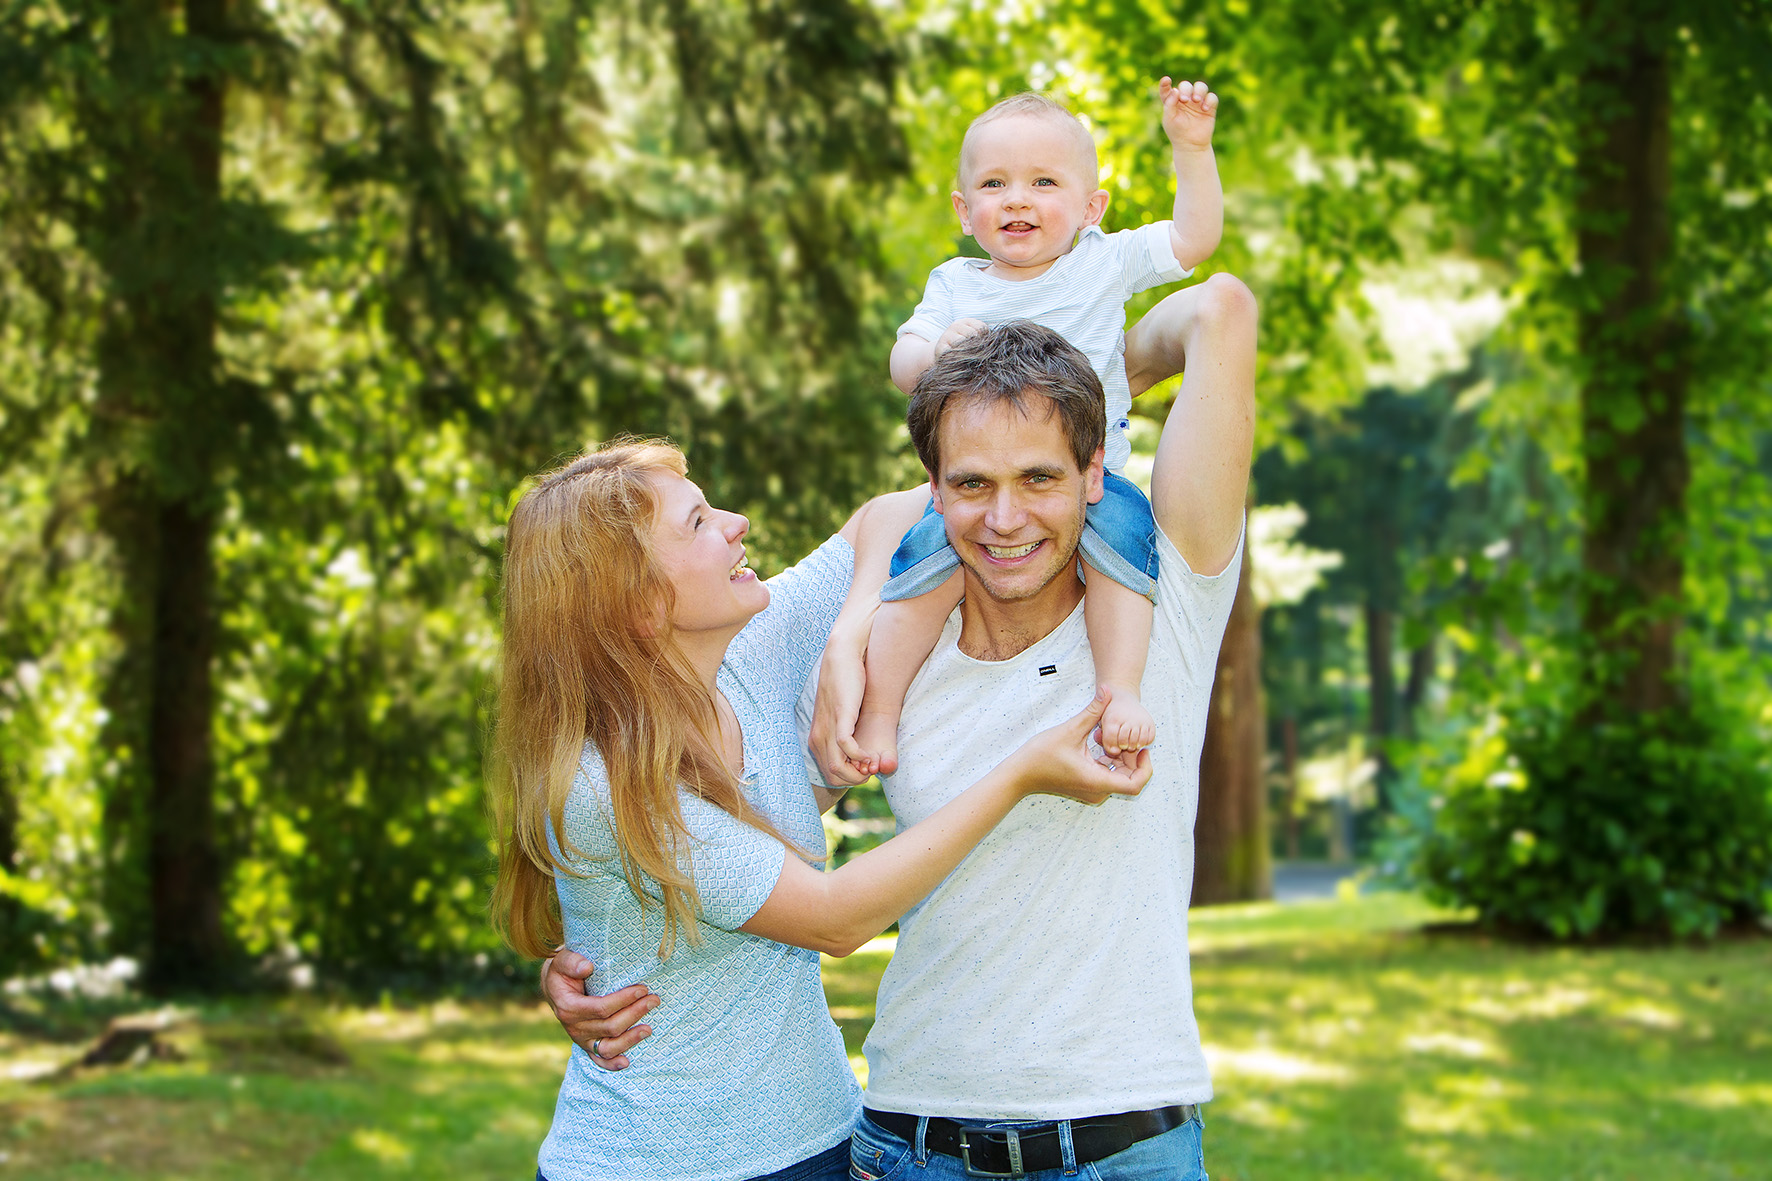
[862,1104,1197,1177]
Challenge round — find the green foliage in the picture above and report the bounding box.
[1414,665,1772,938]
[5,0,1772,982]
[0,0,909,984]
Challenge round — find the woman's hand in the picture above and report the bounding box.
[808,615,875,786]
[1006,687,1154,805]
[541,950,661,1071]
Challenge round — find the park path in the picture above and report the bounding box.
[1268,861,1361,903]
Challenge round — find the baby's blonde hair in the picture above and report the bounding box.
[958,92,1100,186]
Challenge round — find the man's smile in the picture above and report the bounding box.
[980,539,1045,562]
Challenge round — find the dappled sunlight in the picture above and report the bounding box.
[1401,1030,1504,1061]
[1462,978,1598,1023]
[1670,1081,1772,1111]
[1205,1042,1351,1083]
[0,899,1762,1179]
[1608,1000,1685,1030]
[349,1127,415,1168]
[1187,892,1460,953]
[413,1036,570,1073]
[1402,1074,1528,1137]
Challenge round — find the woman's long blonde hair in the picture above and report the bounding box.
[489,439,793,960]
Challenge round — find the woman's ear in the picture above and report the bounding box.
[631,595,667,639]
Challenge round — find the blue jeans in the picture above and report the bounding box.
[847,1109,1207,1181]
[536,1140,848,1181]
[881,470,1159,604]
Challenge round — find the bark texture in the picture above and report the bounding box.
[1574,1,1687,714]
[92,0,232,992]
[1194,528,1270,904]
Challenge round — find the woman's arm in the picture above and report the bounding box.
[744,688,1150,957]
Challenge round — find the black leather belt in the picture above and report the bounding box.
[863,1104,1197,1177]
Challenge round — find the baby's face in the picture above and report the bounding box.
[952,113,1108,279]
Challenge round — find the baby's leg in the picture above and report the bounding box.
[855,570,964,777]
[1083,565,1156,756]
[1123,288,1193,397]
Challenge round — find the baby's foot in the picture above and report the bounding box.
[1159,77,1219,151]
[851,708,902,778]
[1097,683,1156,756]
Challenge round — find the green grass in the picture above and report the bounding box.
[4,894,1769,1179]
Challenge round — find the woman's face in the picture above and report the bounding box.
[647,470,769,642]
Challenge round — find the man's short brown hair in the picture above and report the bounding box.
[906,322,1106,477]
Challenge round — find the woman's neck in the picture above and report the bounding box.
[674,629,734,697]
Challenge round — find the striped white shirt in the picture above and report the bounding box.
[898,222,1192,472]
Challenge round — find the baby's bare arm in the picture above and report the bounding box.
[1160,77,1224,271]
[891,319,988,395]
[890,335,936,396]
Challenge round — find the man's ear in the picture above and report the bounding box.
[1085,447,1107,505]
[951,191,975,237]
[1083,189,1109,228]
[928,474,946,514]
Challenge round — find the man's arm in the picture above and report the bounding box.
[540,950,660,1070]
[1159,77,1224,272]
[1138,273,1258,576]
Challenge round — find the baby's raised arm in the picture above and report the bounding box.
[1159,77,1223,272]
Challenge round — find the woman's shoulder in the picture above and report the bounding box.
[553,742,618,865]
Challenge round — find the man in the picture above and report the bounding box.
[547,275,1257,1179]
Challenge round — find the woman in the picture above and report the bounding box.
[490,439,1146,1181]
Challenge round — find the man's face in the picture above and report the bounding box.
[952,113,1108,279]
[931,396,1105,605]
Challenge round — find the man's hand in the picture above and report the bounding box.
[541,950,660,1071]
[1159,77,1219,152]
[934,318,987,360]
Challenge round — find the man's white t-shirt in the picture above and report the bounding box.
[846,525,1242,1120]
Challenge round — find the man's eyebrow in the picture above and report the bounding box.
[943,464,1066,486]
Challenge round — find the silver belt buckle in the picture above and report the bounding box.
[958,1125,1024,1177]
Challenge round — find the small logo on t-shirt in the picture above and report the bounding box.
[1039,665,1057,677]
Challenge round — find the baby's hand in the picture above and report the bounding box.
[1159,77,1219,152]
[934,318,987,359]
[1097,682,1157,758]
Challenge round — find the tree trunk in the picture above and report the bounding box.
[1194,527,1270,905]
[1279,713,1300,861]
[1401,635,1434,738]
[1363,601,1395,808]
[92,0,232,993]
[0,768,18,949]
[1575,1,1688,714]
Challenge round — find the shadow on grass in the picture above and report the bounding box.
[4,899,1768,1179]
[1189,901,1772,1180]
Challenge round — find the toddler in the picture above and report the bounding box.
[842,78,1222,779]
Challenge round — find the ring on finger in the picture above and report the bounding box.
[592,1038,604,1058]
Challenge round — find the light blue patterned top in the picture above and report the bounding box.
[537,535,862,1181]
